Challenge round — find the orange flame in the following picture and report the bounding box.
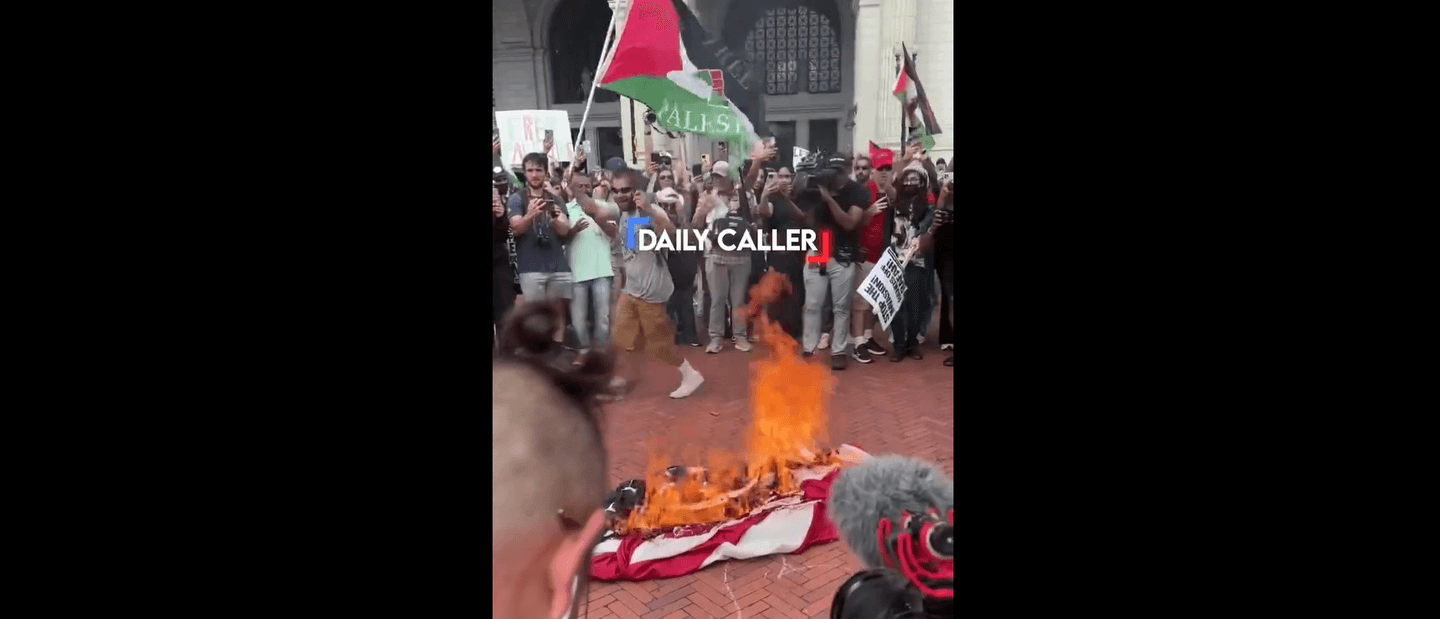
[620,270,837,536]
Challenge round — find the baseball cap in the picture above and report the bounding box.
[710,160,731,179]
[605,157,628,173]
[656,187,682,204]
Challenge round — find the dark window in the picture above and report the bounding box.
[596,126,624,169]
[742,3,841,95]
[809,119,838,156]
[550,0,620,104]
[766,122,797,170]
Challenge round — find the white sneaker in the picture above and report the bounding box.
[734,338,753,352]
[941,343,954,351]
[670,361,704,398]
[917,334,926,344]
[818,333,831,350]
[706,337,724,354]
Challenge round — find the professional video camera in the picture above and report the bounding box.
[793,149,848,202]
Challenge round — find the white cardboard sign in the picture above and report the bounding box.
[495,110,575,167]
[856,245,908,331]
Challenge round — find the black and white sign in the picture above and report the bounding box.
[856,246,908,330]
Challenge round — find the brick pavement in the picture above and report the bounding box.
[584,306,954,619]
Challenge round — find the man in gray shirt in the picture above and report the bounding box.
[609,170,705,399]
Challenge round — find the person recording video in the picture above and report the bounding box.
[794,151,869,370]
[508,148,575,347]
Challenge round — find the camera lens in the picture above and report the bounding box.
[926,523,953,559]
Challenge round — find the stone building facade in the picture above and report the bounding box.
[493,0,953,167]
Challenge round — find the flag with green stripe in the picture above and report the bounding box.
[598,0,760,179]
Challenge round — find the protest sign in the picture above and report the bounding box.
[495,110,575,167]
[857,246,908,331]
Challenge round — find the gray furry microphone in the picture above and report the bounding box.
[828,455,954,570]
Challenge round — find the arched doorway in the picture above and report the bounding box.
[549,0,620,105]
[723,0,852,160]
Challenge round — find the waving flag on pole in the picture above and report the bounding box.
[893,42,941,151]
[599,0,761,179]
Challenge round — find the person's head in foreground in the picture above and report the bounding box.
[493,302,614,619]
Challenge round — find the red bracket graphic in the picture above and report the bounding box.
[806,231,830,264]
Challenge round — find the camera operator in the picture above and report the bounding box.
[508,145,575,348]
[797,152,869,370]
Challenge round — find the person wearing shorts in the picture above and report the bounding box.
[849,151,893,364]
[608,171,705,399]
[508,151,574,343]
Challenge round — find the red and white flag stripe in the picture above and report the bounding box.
[590,445,869,582]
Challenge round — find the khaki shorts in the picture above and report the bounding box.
[612,294,681,367]
[851,261,876,310]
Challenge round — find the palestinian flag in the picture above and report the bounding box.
[599,0,760,179]
[893,42,941,151]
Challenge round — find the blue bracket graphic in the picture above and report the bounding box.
[625,217,651,250]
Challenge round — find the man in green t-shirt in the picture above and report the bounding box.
[559,166,621,354]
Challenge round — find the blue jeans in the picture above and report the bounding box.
[570,276,612,349]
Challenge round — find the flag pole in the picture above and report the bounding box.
[573,1,623,157]
[897,51,906,150]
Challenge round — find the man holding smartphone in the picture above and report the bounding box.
[508,147,575,346]
[558,151,620,357]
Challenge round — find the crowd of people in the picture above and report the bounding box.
[492,132,955,398]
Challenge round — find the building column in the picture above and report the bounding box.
[876,0,917,152]
[852,0,883,152]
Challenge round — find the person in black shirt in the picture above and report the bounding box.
[493,165,519,353]
[888,163,943,362]
[936,161,954,366]
[756,166,805,341]
[799,153,868,370]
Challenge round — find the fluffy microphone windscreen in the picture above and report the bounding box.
[828,455,954,569]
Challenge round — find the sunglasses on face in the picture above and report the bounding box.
[613,186,635,193]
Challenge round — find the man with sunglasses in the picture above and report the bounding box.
[610,170,705,399]
[849,150,897,363]
[557,152,620,358]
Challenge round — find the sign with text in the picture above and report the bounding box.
[856,246,908,331]
[495,110,575,167]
